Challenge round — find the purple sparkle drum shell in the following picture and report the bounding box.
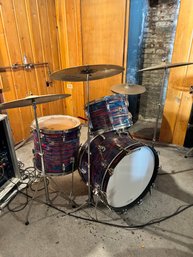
[78,131,159,210]
[85,94,133,133]
[32,115,81,175]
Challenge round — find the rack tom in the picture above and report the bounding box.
[85,94,132,133]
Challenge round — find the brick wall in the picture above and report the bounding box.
[139,0,180,120]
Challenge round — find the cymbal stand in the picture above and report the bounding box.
[31,100,50,202]
[152,68,169,144]
[25,100,50,225]
[85,73,93,205]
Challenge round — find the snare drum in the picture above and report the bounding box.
[32,115,80,175]
[85,94,133,133]
[78,131,159,210]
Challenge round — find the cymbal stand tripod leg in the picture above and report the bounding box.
[185,147,193,158]
[68,157,77,207]
[152,68,168,145]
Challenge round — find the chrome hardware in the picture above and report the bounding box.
[108,168,114,176]
[97,145,106,152]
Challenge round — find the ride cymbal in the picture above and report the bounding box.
[138,62,193,72]
[0,93,71,110]
[111,83,146,95]
[50,64,124,82]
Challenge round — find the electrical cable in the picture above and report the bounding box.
[4,161,193,229]
[17,190,193,229]
[7,187,29,212]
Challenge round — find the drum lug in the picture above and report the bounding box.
[101,161,108,168]
[107,168,114,176]
[149,183,155,195]
[62,163,65,171]
[97,145,106,152]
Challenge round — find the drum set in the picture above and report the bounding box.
[0,64,160,215]
[48,64,160,211]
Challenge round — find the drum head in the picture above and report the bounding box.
[106,146,155,208]
[31,115,80,133]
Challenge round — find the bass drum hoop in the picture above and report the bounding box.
[102,145,159,211]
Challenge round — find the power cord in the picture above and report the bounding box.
[16,189,193,229]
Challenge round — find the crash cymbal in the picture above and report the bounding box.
[0,93,71,110]
[50,64,124,82]
[138,62,193,72]
[111,83,146,95]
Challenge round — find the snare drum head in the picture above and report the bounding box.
[106,146,156,208]
[31,115,80,133]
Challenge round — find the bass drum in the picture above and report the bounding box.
[78,131,159,210]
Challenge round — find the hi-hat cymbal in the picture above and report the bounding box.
[50,64,124,82]
[0,93,71,110]
[111,83,146,95]
[138,62,193,72]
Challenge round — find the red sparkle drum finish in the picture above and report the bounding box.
[32,115,81,175]
[78,131,159,210]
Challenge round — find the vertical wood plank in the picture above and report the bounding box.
[81,0,127,101]
[160,0,193,145]
[55,0,85,118]
[0,0,67,143]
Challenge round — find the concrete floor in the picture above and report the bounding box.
[0,122,193,257]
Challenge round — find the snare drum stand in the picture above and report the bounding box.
[25,100,50,225]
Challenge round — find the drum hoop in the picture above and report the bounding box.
[85,94,126,108]
[31,115,81,134]
[39,125,81,135]
[100,141,143,192]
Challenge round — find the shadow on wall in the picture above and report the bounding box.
[159,114,173,143]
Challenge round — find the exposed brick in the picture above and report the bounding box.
[139,0,180,119]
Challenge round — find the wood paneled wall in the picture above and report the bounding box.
[55,0,129,106]
[0,0,66,143]
[81,0,129,101]
[160,0,193,145]
[1,0,129,143]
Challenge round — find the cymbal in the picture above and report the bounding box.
[50,64,124,82]
[0,93,71,110]
[138,62,193,72]
[111,83,146,95]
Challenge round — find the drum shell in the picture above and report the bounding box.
[32,115,80,175]
[85,94,132,133]
[78,131,159,210]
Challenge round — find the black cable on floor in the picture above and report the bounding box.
[18,190,193,230]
